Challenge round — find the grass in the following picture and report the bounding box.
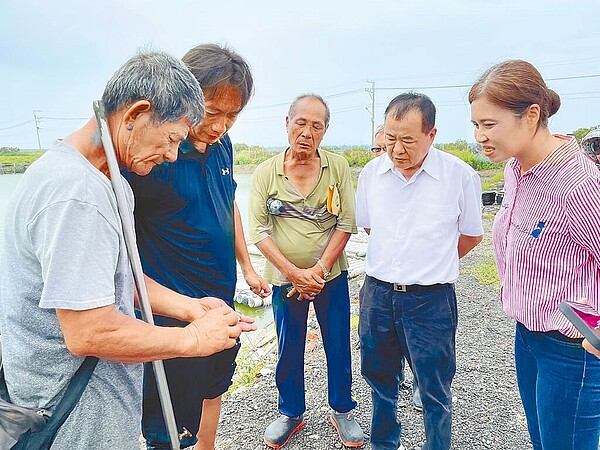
[0,152,43,165]
[225,346,266,396]
[480,168,505,191]
[466,255,500,289]
[350,314,359,330]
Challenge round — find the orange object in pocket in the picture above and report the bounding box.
[327,185,340,216]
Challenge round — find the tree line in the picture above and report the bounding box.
[1,125,597,172]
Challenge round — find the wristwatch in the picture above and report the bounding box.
[316,258,331,280]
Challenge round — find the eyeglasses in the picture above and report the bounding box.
[583,139,600,162]
[370,146,385,154]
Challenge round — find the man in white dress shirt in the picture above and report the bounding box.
[356,92,483,450]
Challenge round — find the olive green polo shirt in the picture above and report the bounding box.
[249,148,357,285]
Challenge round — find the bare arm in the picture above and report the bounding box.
[234,201,271,298]
[142,275,223,322]
[294,230,351,300]
[318,230,351,275]
[58,272,258,363]
[458,234,483,259]
[56,304,241,364]
[256,230,351,301]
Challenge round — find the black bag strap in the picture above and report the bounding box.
[45,356,98,431]
[18,356,98,449]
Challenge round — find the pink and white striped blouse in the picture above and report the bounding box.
[492,135,600,337]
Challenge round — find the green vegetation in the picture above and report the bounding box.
[0,147,20,154]
[481,171,505,191]
[233,143,273,165]
[436,140,501,171]
[573,125,599,143]
[0,147,44,165]
[325,146,372,167]
[466,255,500,289]
[225,346,266,396]
[350,314,359,331]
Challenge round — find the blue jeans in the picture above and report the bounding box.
[359,275,457,450]
[272,271,357,417]
[515,322,600,450]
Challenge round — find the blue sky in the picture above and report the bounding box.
[1,0,598,149]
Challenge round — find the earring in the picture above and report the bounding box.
[126,125,133,131]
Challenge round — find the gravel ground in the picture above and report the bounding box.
[216,215,534,450]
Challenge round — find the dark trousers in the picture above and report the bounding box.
[272,271,357,417]
[359,275,457,450]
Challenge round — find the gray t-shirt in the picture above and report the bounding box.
[0,141,142,449]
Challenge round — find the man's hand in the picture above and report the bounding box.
[188,297,257,333]
[244,270,272,299]
[238,315,258,332]
[287,266,326,301]
[184,306,241,357]
[186,296,228,321]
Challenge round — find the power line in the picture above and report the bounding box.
[0,119,33,131]
[374,74,600,91]
[548,74,600,82]
[246,88,364,110]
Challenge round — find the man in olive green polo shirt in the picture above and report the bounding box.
[249,94,363,449]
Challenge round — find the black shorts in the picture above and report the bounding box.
[141,342,241,447]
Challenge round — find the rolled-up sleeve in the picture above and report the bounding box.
[335,163,357,234]
[248,164,272,245]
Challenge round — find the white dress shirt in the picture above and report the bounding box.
[356,146,483,285]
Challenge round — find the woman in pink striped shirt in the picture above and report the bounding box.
[469,60,600,450]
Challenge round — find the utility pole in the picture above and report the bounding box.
[365,80,375,146]
[33,110,42,150]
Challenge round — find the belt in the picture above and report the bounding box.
[372,277,451,293]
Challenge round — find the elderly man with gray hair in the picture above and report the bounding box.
[0,51,253,450]
[249,94,364,449]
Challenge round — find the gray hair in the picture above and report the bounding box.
[101,51,205,125]
[374,124,384,138]
[288,94,330,127]
[182,43,254,109]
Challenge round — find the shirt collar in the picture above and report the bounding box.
[276,147,329,176]
[375,146,440,180]
[508,135,579,184]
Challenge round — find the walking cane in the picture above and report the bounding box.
[93,101,181,450]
